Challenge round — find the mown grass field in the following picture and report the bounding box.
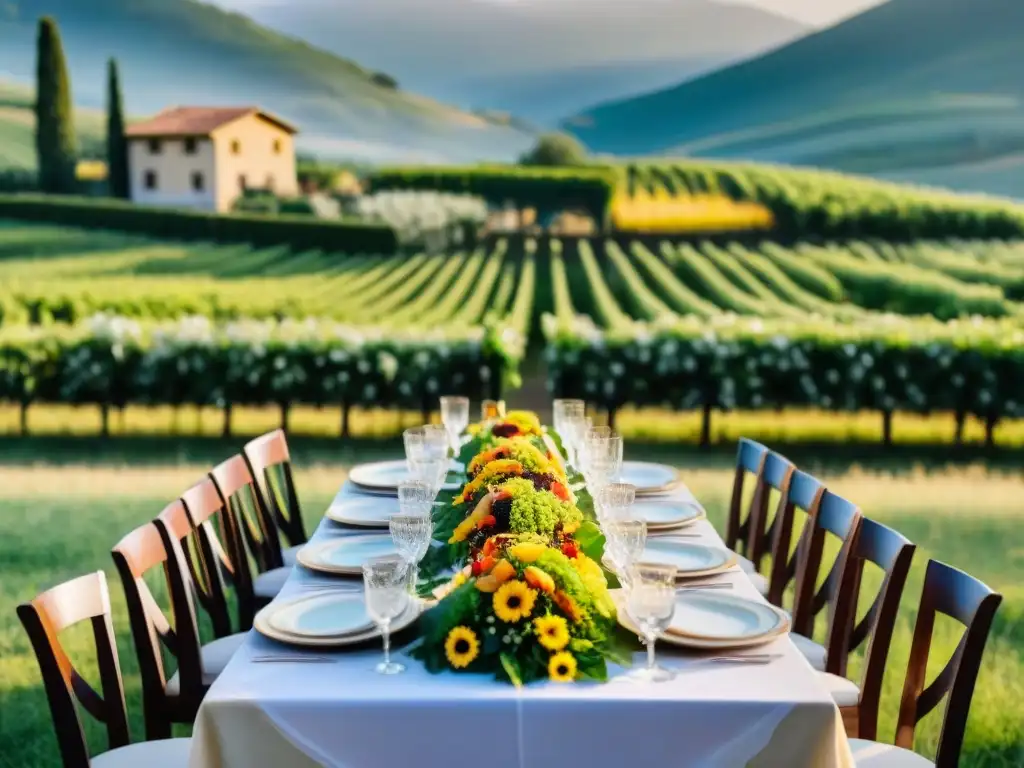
[0,448,1021,767]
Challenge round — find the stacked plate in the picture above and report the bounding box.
[348,460,461,496]
[623,537,737,580]
[296,535,399,576]
[619,461,680,496]
[616,591,790,651]
[325,496,402,529]
[631,499,706,533]
[254,592,419,648]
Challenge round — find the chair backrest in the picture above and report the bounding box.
[766,469,826,607]
[791,488,862,645]
[244,429,308,548]
[725,438,768,553]
[896,560,1002,767]
[830,517,916,740]
[211,453,283,573]
[17,571,130,768]
[745,451,796,572]
[181,476,256,632]
[111,514,203,740]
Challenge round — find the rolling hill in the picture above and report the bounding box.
[217,0,809,125]
[564,0,1024,198]
[0,0,534,163]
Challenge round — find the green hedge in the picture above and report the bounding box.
[0,316,517,413]
[0,194,398,254]
[368,166,615,224]
[544,314,1024,423]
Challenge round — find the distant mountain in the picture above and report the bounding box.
[220,0,809,125]
[565,0,1024,198]
[0,0,534,163]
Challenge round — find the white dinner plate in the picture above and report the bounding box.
[639,537,737,579]
[632,500,705,530]
[325,497,402,528]
[255,596,420,648]
[349,460,460,494]
[296,535,398,575]
[267,593,375,638]
[668,592,788,643]
[619,461,679,495]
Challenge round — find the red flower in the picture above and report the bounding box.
[561,542,579,559]
[550,481,570,501]
[477,514,497,530]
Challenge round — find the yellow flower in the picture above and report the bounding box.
[451,572,467,588]
[548,651,577,682]
[444,626,480,669]
[493,580,537,623]
[534,614,570,651]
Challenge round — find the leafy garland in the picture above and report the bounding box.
[411,413,634,685]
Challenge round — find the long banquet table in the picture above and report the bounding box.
[189,480,855,768]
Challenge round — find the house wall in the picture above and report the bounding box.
[128,138,217,211]
[212,114,299,213]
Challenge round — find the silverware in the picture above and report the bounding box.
[702,654,782,665]
[677,583,733,591]
[251,655,338,664]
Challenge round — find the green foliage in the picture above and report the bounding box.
[104,59,128,199]
[518,132,588,167]
[0,195,397,254]
[34,16,77,193]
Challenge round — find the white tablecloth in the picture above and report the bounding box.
[189,482,854,768]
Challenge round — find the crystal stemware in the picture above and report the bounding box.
[552,398,584,442]
[605,518,647,588]
[597,482,636,523]
[397,479,433,517]
[439,396,470,457]
[623,562,677,683]
[389,513,433,596]
[363,555,411,675]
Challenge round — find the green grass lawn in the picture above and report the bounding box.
[0,454,1021,767]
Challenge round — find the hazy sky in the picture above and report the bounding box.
[212,0,890,28]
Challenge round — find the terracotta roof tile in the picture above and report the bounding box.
[126,106,297,137]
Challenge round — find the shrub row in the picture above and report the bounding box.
[0,194,398,254]
[0,315,517,411]
[544,314,1024,422]
[368,166,615,224]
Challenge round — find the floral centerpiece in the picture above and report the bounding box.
[411,410,632,685]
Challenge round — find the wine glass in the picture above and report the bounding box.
[605,519,647,588]
[439,396,469,458]
[403,427,426,476]
[597,482,636,524]
[363,555,411,675]
[389,513,433,596]
[564,412,591,475]
[397,479,433,516]
[553,399,584,443]
[606,433,624,483]
[624,562,677,683]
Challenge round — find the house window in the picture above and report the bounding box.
[144,170,158,190]
[272,139,281,154]
[191,171,205,192]
[184,137,198,154]
[266,174,275,191]
[148,138,162,154]
[238,174,247,192]
[231,139,241,155]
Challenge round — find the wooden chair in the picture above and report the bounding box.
[17,571,191,768]
[788,488,863,674]
[181,476,259,631]
[244,429,309,566]
[725,439,794,597]
[209,457,293,610]
[848,560,1002,767]
[765,468,825,608]
[821,518,916,739]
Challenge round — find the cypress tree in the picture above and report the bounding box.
[35,16,77,193]
[106,58,129,198]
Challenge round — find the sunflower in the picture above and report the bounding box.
[444,626,480,669]
[548,651,577,682]
[493,580,537,623]
[534,614,570,651]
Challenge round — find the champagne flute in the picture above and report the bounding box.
[564,412,591,475]
[606,433,624,483]
[389,514,433,596]
[553,399,584,443]
[439,396,470,458]
[363,555,411,675]
[624,562,677,683]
